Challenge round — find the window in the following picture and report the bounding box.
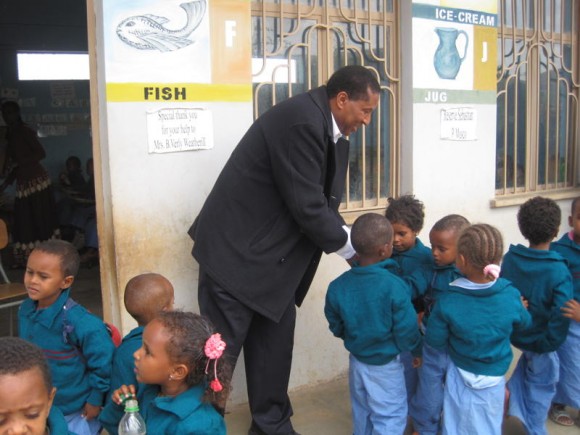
[495,0,580,202]
[17,52,89,81]
[251,0,400,221]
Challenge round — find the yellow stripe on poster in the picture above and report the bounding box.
[106,83,252,102]
[473,26,498,91]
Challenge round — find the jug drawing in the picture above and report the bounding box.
[433,27,468,80]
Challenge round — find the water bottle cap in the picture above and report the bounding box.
[124,399,139,412]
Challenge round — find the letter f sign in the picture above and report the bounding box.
[225,21,237,48]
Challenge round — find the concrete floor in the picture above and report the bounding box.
[3,265,578,435]
[225,375,580,434]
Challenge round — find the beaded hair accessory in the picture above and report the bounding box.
[204,333,226,392]
[483,264,500,280]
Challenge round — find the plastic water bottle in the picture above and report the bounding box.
[118,399,146,435]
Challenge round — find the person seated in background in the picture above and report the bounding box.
[57,155,87,241]
[77,158,98,265]
[59,155,86,192]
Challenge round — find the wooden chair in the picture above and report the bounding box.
[0,218,26,335]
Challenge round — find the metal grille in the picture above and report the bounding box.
[251,0,400,219]
[496,0,580,197]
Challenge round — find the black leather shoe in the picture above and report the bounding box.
[248,423,301,435]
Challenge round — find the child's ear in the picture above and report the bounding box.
[48,387,56,408]
[62,275,75,289]
[170,363,189,382]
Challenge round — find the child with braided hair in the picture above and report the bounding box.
[99,311,227,434]
[425,224,531,435]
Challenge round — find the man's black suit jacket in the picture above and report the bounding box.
[189,85,349,322]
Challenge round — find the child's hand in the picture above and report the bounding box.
[412,357,422,368]
[112,384,137,406]
[520,296,529,309]
[561,299,580,322]
[83,402,101,420]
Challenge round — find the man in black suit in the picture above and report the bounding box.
[188,65,381,435]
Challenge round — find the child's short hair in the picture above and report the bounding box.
[457,224,503,271]
[352,213,393,256]
[34,240,80,277]
[517,196,561,245]
[124,273,174,325]
[385,194,425,232]
[571,196,580,215]
[431,214,470,234]
[156,311,230,402]
[0,337,52,392]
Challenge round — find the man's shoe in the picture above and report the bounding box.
[248,423,301,435]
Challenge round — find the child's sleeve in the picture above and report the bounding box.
[424,299,449,351]
[324,283,345,339]
[512,288,532,332]
[537,274,573,351]
[392,288,423,357]
[403,265,430,299]
[74,311,115,406]
[98,400,123,435]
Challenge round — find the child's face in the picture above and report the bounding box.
[24,251,73,309]
[391,222,417,253]
[569,201,580,243]
[429,229,458,266]
[0,368,55,435]
[134,319,173,385]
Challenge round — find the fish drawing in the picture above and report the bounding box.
[116,0,206,52]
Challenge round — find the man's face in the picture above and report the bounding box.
[334,89,379,137]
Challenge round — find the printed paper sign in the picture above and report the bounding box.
[147,107,214,153]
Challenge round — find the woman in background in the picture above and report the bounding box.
[0,100,59,267]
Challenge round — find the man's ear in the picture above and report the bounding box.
[335,91,349,109]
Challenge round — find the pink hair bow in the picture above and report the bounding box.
[483,264,500,279]
[205,333,226,392]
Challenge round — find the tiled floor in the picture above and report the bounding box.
[3,264,578,435]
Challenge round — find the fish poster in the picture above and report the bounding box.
[103,0,211,83]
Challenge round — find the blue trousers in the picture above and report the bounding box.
[349,354,407,435]
[553,321,580,408]
[443,362,505,435]
[409,342,449,435]
[65,411,102,435]
[507,350,559,435]
[401,350,418,405]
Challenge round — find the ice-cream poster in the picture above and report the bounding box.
[412,0,497,104]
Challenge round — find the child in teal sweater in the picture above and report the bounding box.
[502,196,573,435]
[385,195,432,404]
[549,196,580,426]
[100,311,227,435]
[426,224,531,435]
[325,213,422,435]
